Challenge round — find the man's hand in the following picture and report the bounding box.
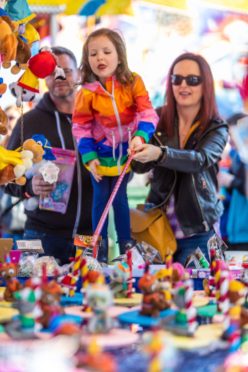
[32,174,55,197]
[88,159,102,182]
[132,144,162,163]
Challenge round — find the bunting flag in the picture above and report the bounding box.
[29,0,132,16]
[79,0,106,16]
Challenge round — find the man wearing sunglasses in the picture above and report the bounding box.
[132,52,228,265]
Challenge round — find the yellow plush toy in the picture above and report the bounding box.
[0,138,44,185]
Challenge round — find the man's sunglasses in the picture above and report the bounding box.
[171,74,202,86]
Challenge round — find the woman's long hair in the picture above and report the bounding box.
[80,28,133,85]
[160,52,219,137]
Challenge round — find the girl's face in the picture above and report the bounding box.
[88,35,119,84]
[171,59,203,111]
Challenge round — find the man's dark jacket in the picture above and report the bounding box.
[5,93,93,238]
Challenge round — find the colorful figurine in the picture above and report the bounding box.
[138,271,165,317]
[155,268,172,310]
[223,280,248,351]
[76,339,117,372]
[86,283,114,334]
[38,280,64,329]
[0,258,22,302]
[109,261,133,298]
[163,278,198,336]
[5,286,42,339]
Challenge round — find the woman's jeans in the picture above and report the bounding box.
[174,229,216,266]
[23,229,76,265]
[90,173,131,242]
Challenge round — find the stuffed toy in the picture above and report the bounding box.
[10,49,65,106]
[10,35,31,74]
[0,138,44,185]
[0,17,18,66]
[0,76,7,96]
[2,0,39,70]
[24,135,58,211]
[0,105,8,135]
[4,0,36,34]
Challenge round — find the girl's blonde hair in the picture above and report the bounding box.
[80,28,133,85]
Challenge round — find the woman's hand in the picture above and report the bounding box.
[88,158,102,182]
[32,174,55,197]
[132,144,163,163]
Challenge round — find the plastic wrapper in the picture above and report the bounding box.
[82,255,103,272]
[33,256,69,277]
[17,252,39,277]
[39,148,76,214]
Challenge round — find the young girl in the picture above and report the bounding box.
[72,28,158,263]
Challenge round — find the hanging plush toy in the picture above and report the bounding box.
[0,17,18,66]
[4,0,39,56]
[0,138,44,185]
[0,105,8,135]
[10,49,65,106]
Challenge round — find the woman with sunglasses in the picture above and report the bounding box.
[131,52,228,265]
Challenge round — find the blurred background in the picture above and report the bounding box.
[1,0,248,119]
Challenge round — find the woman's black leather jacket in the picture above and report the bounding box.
[132,117,228,236]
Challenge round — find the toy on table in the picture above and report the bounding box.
[154,254,173,310]
[171,262,186,288]
[203,248,218,297]
[4,286,42,339]
[142,330,178,372]
[185,247,210,269]
[223,280,248,351]
[138,265,166,317]
[86,283,114,334]
[109,261,133,299]
[76,338,117,372]
[0,256,22,302]
[168,278,198,336]
[38,280,64,329]
[241,256,248,307]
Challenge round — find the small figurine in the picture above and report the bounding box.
[38,280,64,329]
[76,339,117,372]
[142,330,178,372]
[138,270,165,317]
[109,261,133,298]
[5,286,42,339]
[155,268,172,310]
[0,257,22,302]
[223,280,248,351]
[86,283,114,334]
[163,278,198,336]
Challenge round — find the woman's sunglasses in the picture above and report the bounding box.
[171,74,202,86]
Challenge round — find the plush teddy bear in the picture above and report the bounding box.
[0,17,18,66]
[10,35,31,74]
[0,105,8,135]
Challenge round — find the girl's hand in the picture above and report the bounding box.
[128,136,144,155]
[132,144,162,163]
[88,159,102,182]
